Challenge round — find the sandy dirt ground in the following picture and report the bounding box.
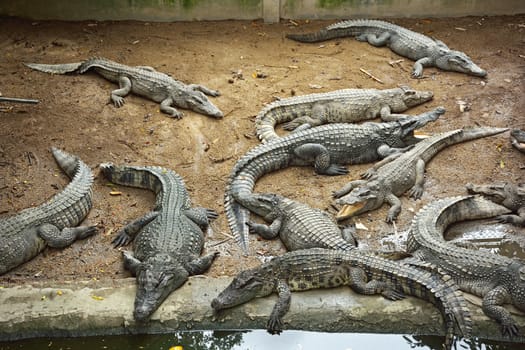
[0,15,524,286]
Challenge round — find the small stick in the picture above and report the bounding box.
[359,68,384,84]
[0,97,39,104]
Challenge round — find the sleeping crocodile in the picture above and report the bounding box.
[226,107,444,253]
[25,57,223,118]
[333,127,508,222]
[100,163,219,321]
[211,248,472,349]
[0,148,96,275]
[286,19,486,78]
[511,129,525,153]
[466,182,525,227]
[242,192,356,251]
[255,86,433,142]
[406,195,525,337]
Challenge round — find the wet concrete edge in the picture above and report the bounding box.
[1,276,525,343]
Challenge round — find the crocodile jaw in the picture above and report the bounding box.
[336,202,365,220]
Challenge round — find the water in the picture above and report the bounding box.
[0,331,522,350]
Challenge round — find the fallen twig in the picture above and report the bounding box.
[359,68,384,84]
[0,97,39,104]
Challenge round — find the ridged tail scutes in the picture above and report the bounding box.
[24,62,84,74]
[286,29,339,43]
[51,147,80,179]
[224,189,249,255]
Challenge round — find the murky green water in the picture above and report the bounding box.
[0,331,522,350]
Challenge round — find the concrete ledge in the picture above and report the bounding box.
[1,277,524,342]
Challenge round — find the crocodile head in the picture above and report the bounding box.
[239,193,283,220]
[435,49,486,77]
[178,90,223,118]
[211,268,272,311]
[511,129,525,144]
[392,86,434,111]
[393,106,446,144]
[335,181,384,221]
[466,182,525,212]
[133,253,189,321]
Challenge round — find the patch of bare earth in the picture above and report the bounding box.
[0,16,524,286]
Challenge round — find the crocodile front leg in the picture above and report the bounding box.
[267,279,291,335]
[293,143,348,175]
[407,158,426,199]
[160,97,183,118]
[122,250,142,275]
[111,76,132,107]
[379,106,412,122]
[188,84,220,97]
[246,218,282,239]
[184,252,220,275]
[497,209,525,227]
[482,285,519,337]
[39,223,97,248]
[412,57,433,78]
[385,192,402,223]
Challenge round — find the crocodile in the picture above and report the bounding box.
[100,163,219,321]
[211,248,472,349]
[25,57,223,118]
[0,148,96,275]
[286,19,486,78]
[242,192,356,251]
[225,107,444,253]
[333,127,508,222]
[406,195,525,337]
[511,129,525,153]
[466,182,525,227]
[255,86,434,142]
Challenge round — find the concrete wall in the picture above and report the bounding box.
[1,277,525,342]
[0,0,524,23]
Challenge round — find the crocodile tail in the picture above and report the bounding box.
[224,189,250,255]
[51,147,80,179]
[458,127,508,141]
[24,62,84,74]
[429,272,473,344]
[286,29,341,43]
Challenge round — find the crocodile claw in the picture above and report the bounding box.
[267,317,283,335]
[112,231,132,248]
[112,95,125,108]
[324,164,349,176]
[501,321,520,338]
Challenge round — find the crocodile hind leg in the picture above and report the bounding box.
[293,143,348,175]
[482,286,519,337]
[347,266,405,300]
[188,84,220,97]
[267,280,291,335]
[184,207,218,226]
[112,211,159,248]
[356,32,391,46]
[282,103,329,131]
[111,76,132,107]
[38,223,97,248]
